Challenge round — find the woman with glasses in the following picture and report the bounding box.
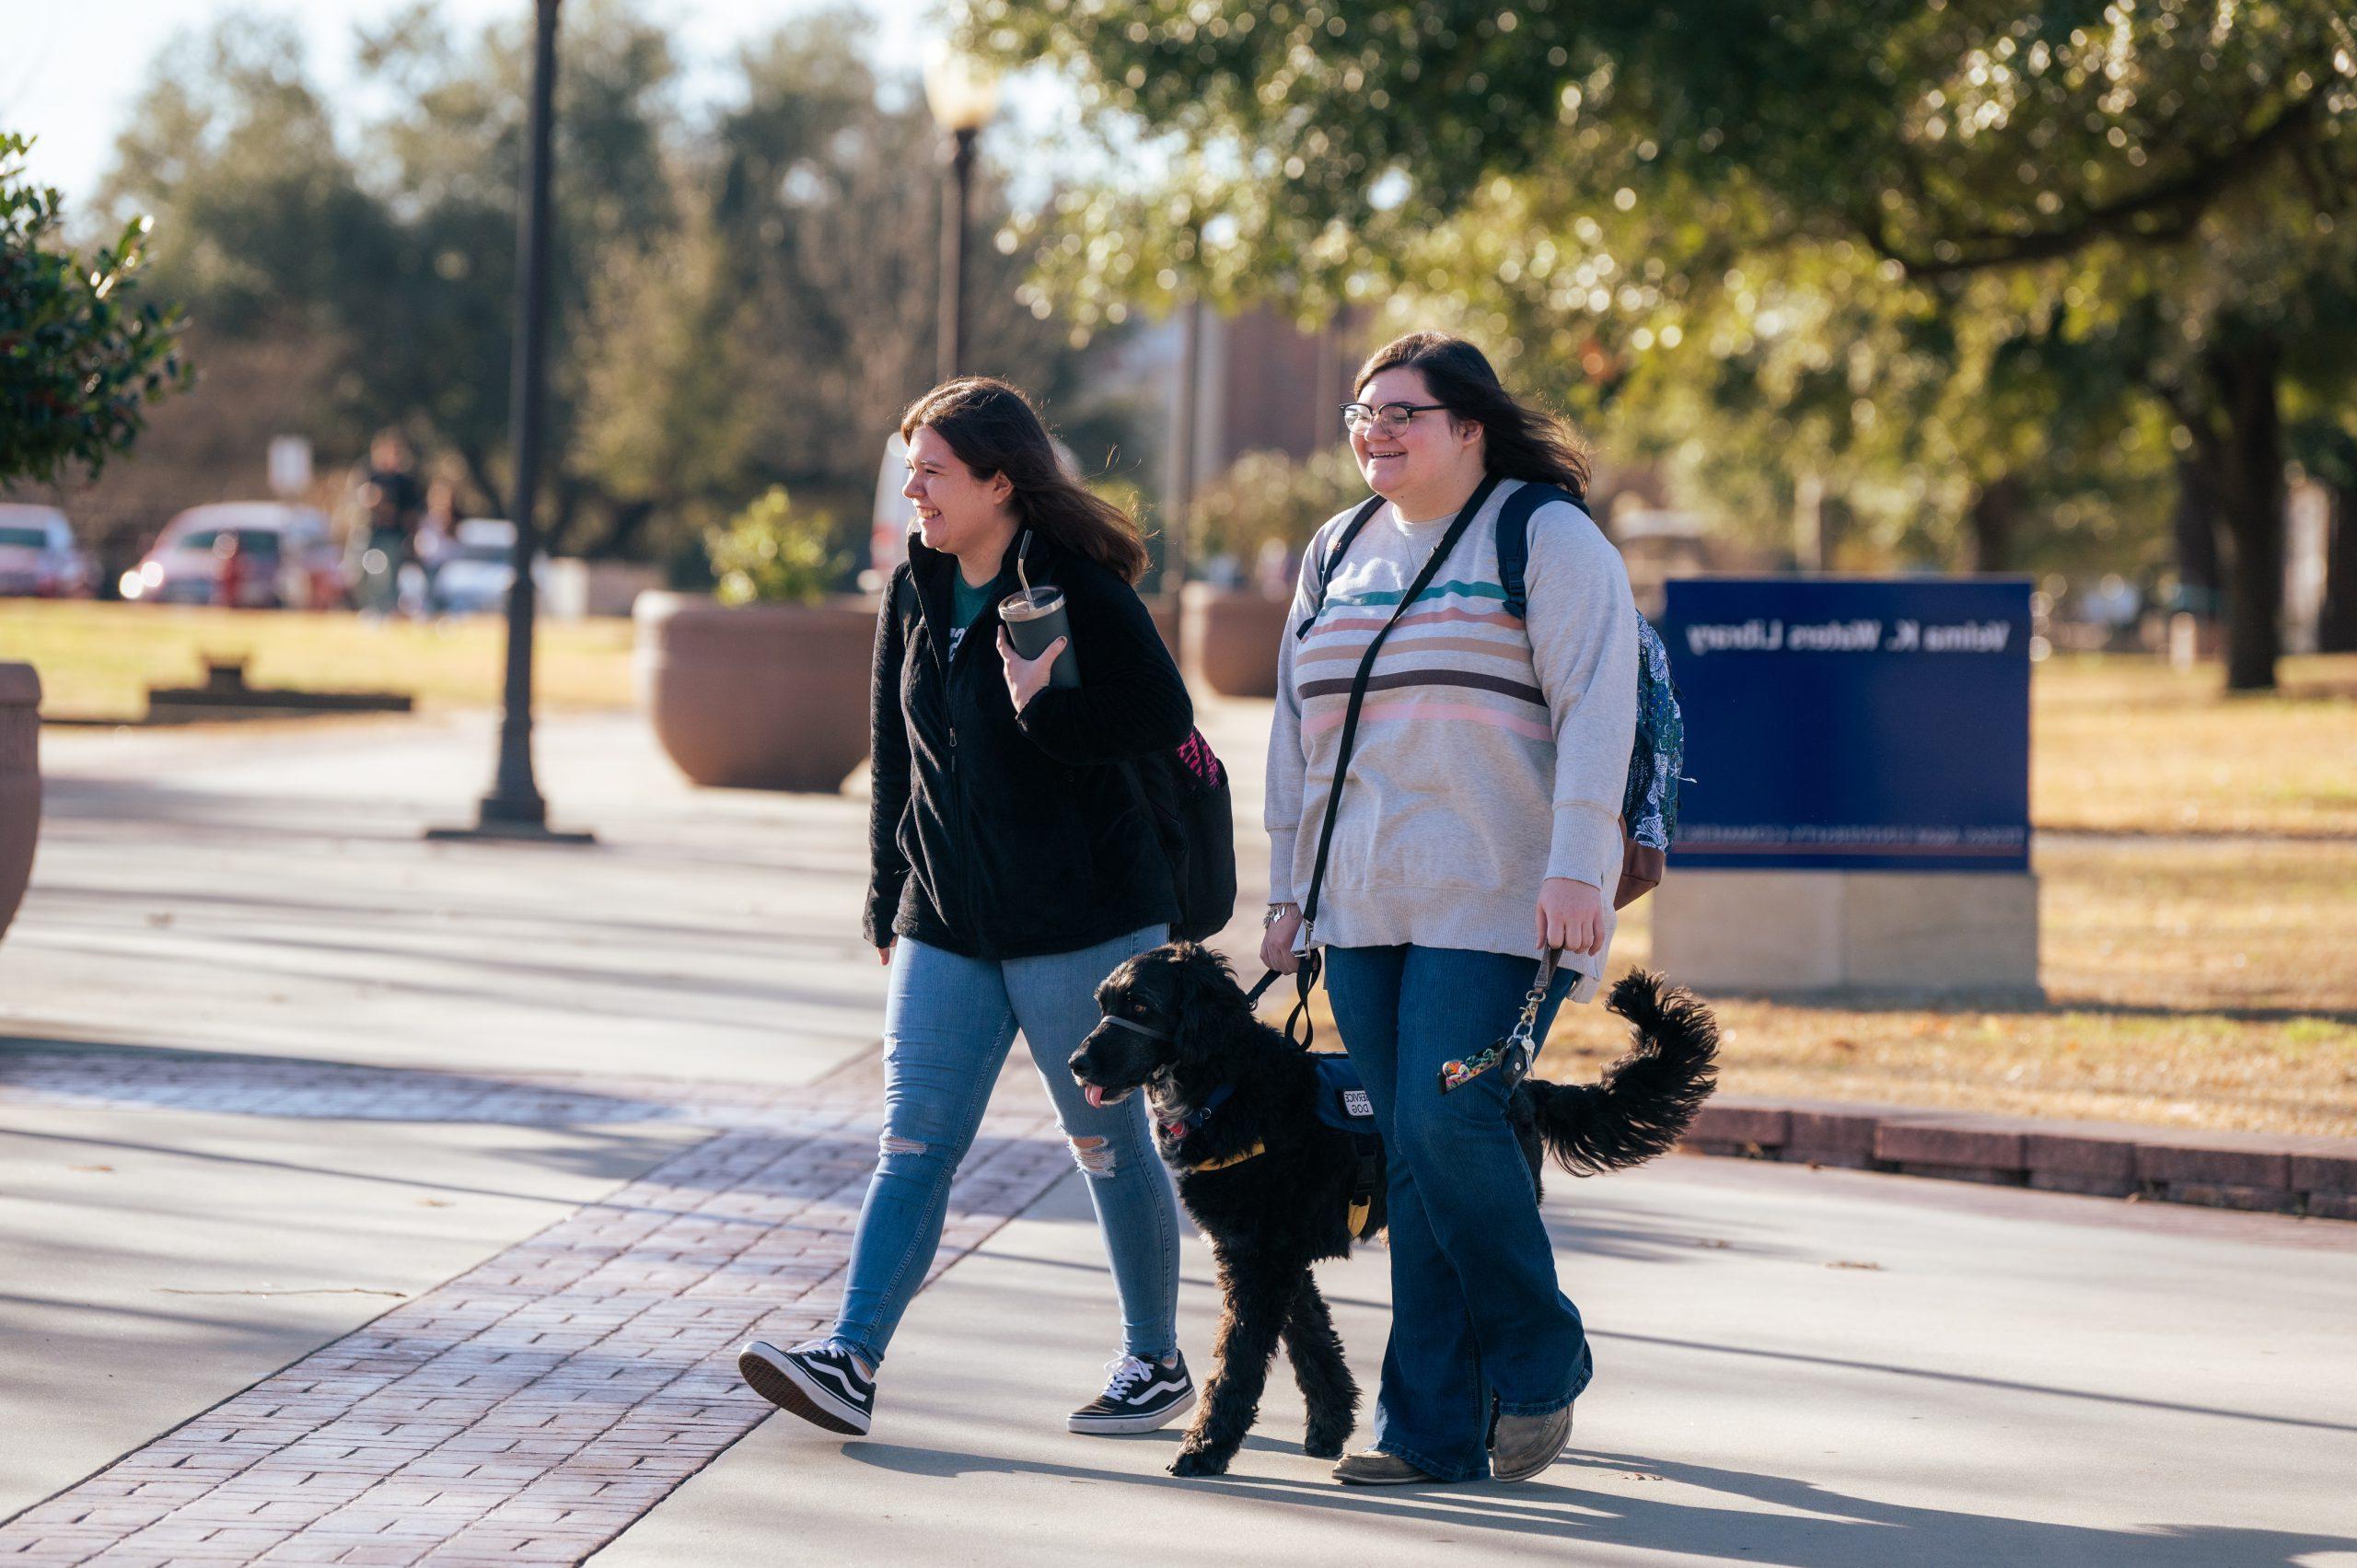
[1261,332,1639,1486]
[737,377,1196,1441]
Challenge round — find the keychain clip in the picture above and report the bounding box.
[1437,951,1557,1094]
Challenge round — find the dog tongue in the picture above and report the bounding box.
[1084,1084,1105,1109]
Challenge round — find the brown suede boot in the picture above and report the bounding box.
[1332,1450,1440,1486]
[1489,1402,1573,1482]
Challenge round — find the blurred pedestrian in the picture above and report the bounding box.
[351,430,424,617]
[737,377,1199,1441]
[410,478,461,617]
[214,531,255,610]
[1262,331,1640,1486]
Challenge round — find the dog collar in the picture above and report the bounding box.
[1160,1081,1235,1142]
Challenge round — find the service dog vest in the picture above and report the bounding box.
[1310,1055,1384,1240]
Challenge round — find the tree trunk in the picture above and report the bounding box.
[544,477,582,557]
[1966,474,2026,573]
[2321,482,2357,655]
[601,498,657,562]
[457,445,505,523]
[2206,343,2285,692]
[2168,449,2223,617]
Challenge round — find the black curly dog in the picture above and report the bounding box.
[1067,941,1720,1478]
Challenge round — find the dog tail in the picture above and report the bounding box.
[1523,970,1719,1176]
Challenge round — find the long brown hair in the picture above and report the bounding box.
[900,377,1150,584]
[1355,332,1592,500]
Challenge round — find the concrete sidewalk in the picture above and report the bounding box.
[6,709,896,1084]
[601,1155,2357,1567]
[4,704,2354,1565]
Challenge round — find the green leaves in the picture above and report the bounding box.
[0,133,193,486]
[707,486,847,606]
[1188,447,1362,563]
[983,0,2352,591]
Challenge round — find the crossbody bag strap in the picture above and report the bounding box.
[1285,473,1504,1042]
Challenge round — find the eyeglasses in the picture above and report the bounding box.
[1341,401,1449,436]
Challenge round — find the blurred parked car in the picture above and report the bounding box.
[0,504,91,598]
[121,503,347,609]
[429,519,549,616]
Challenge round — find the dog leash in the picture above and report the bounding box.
[1238,967,1322,1051]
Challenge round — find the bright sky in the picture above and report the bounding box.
[1,0,940,204]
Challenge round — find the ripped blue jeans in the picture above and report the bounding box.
[830,924,1179,1368]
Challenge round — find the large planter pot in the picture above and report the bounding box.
[634,592,877,792]
[1144,591,1182,665]
[1181,584,1292,698]
[0,663,41,943]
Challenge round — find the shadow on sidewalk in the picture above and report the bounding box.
[844,1440,2357,1566]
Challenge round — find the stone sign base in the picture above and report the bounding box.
[1651,869,2040,997]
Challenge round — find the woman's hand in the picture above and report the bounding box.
[1260,904,1305,974]
[996,628,1065,712]
[1535,877,1605,956]
[877,942,893,967]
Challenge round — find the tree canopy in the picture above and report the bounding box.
[62,2,1126,568]
[979,0,2357,684]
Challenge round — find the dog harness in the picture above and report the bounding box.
[1310,1055,1384,1241]
[1162,1063,1381,1237]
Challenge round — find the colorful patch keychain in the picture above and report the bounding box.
[1439,950,1557,1094]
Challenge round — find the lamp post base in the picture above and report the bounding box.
[424,810,597,846]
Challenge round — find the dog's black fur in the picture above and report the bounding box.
[1069,941,1720,1478]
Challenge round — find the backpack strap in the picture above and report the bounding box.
[1295,495,1388,639]
[1492,482,1584,621]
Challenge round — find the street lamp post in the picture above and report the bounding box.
[430,0,592,845]
[923,49,1001,385]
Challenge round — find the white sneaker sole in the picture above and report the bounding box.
[1068,1386,1196,1434]
[738,1342,872,1436]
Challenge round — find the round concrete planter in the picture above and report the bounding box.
[1144,591,1182,665]
[634,592,877,792]
[1181,584,1293,698]
[0,663,41,943]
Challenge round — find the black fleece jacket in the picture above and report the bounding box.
[864,528,1192,960]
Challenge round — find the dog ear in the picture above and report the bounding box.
[1167,942,1243,1063]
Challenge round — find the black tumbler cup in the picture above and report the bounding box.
[1000,586,1081,688]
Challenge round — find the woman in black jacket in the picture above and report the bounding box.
[738,378,1198,1440]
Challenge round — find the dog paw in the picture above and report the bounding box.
[1304,1435,1345,1460]
[1169,1448,1229,1478]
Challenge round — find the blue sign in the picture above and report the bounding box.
[1661,577,2032,873]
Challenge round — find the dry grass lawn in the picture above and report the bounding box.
[2033,653,2357,837]
[1515,654,2356,1138]
[1529,836,2357,1138]
[0,601,637,719]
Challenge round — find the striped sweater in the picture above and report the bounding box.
[1265,478,1639,1001]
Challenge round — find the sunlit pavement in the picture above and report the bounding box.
[3,708,2352,1564]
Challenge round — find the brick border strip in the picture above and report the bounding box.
[1682,1099,2357,1220]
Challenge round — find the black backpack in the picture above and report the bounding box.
[1129,729,1238,944]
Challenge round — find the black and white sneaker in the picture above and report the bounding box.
[738,1338,875,1435]
[1067,1352,1195,1434]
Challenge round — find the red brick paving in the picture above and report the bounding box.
[0,1055,1080,1565]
